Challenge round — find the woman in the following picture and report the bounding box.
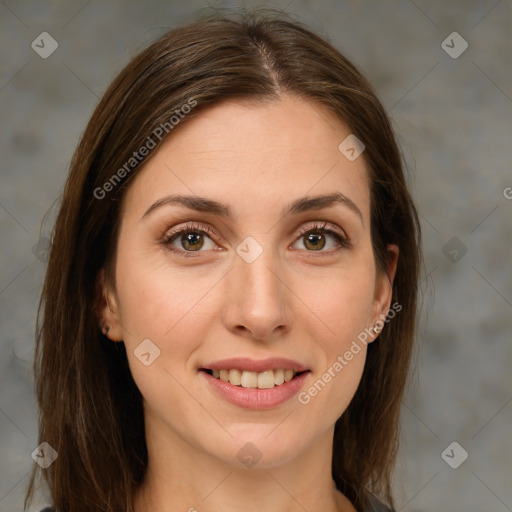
[25,8,421,512]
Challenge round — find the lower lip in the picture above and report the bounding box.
[200,370,310,410]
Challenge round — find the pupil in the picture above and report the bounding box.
[306,232,324,250]
[184,232,203,250]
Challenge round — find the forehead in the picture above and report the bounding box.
[122,94,371,222]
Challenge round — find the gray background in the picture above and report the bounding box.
[1,1,511,511]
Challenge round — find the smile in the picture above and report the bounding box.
[199,366,310,410]
[204,368,305,389]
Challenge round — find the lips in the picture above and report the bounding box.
[199,357,311,409]
[200,370,310,409]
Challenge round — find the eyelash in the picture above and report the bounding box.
[161,221,351,258]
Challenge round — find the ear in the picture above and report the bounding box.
[94,268,124,342]
[369,244,399,341]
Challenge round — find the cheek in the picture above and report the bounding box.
[299,346,367,422]
[113,262,212,418]
[292,258,375,421]
[113,245,229,407]
[114,235,220,340]
[297,309,369,432]
[296,254,376,342]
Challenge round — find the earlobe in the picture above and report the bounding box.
[94,268,124,342]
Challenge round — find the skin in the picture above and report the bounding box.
[98,93,398,512]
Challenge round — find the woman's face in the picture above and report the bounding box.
[99,94,397,468]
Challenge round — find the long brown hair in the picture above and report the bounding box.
[25,8,421,512]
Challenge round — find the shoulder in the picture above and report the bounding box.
[38,508,55,512]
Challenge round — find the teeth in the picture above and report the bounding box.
[241,371,258,388]
[210,368,299,388]
[257,370,275,389]
[284,369,294,382]
[229,369,242,386]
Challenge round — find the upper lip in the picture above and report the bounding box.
[202,357,310,373]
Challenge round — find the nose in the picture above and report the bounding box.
[222,244,292,341]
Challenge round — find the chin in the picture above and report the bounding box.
[207,430,307,470]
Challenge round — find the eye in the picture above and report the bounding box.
[292,221,350,253]
[161,222,218,257]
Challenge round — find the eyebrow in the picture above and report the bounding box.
[141,192,364,225]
